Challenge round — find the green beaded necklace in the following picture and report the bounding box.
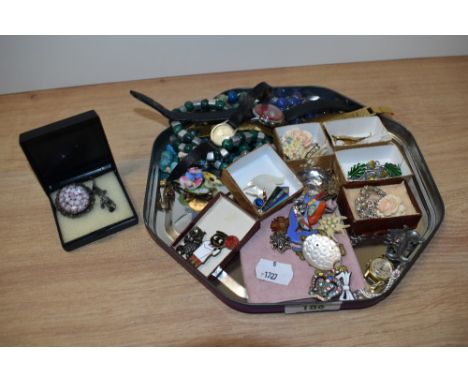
[167,91,273,171]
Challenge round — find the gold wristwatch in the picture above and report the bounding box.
[364,256,394,293]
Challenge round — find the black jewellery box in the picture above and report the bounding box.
[19,110,138,251]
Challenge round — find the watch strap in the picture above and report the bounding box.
[130,82,272,125]
[283,98,359,121]
[167,141,215,181]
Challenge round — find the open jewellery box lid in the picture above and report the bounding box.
[19,110,138,251]
[143,85,445,314]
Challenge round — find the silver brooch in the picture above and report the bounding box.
[384,226,423,263]
[270,231,291,253]
[354,185,386,219]
[92,181,116,212]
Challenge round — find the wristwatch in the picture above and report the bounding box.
[364,256,394,292]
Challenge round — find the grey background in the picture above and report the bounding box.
[1,36,467,95]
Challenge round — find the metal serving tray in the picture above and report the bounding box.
[142,86,444,314]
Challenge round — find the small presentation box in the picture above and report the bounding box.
[19,110,138,251]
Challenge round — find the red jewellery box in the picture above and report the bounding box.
[338,179,422,235]
[137,84,444,314]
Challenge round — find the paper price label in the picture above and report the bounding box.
[255,258,293,286]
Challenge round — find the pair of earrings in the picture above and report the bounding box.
[176,227,239,268]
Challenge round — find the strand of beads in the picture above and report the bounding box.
[269,88,320,122]
[173,90,247,114]
[212,130,272,170]
[271,88,304,111]
[159,92,273,176]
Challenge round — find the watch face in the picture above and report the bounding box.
[370,258,393,280]
[210,122,235,146]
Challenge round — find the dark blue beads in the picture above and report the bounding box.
[290,88,302,98]
[275,97,287,110]
[254,198,264,208]
[227,90,238,104]
[289,96,302,106]
[274,88,287,97]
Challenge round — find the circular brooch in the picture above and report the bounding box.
[270,216,290,233]
[178,167,204,190]
[280,129,316,160]
[252,103,284,126]
[55,183,94,217]
[377,194,406,217]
